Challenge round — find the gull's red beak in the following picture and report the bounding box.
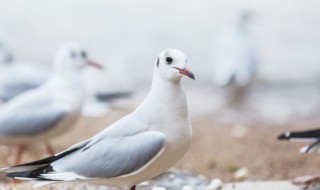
[174,67,195,80]
[87,60,103,70]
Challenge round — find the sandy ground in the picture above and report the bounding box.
[223,181,300,190]
[0,103,319,189]
[0,181,302,190]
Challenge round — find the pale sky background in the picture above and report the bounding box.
[0,0,320,87]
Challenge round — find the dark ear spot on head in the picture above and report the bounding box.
[80,51,87,58]
[4,54,13,63]
[156,58,159,67]
[70,51,76,59]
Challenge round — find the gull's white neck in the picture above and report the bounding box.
[135,72,189,123]
[50,71,85,106]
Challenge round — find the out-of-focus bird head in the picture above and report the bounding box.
[154,49,195,83]
[0,39,14,65]
[53,43,102,75]
[231,7,252,30]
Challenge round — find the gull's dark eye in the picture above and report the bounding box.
[165,57,173,64]
[81,51,87,58]
[70,51,76,58]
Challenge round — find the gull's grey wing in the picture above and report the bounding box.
[0,83,40,102]
[0,96,69,136]
[95,91,132,102]
[0,65,50,101]
[51,131,166,178]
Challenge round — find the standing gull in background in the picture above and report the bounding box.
[278,128,320,188]
[0,49,195,190]
[212,8,258,107]
[0,43,102,164]
[0,38,50,102]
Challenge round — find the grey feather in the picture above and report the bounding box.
[52,131,166,178]
[0,83,40,102]
[0,93,69,136]
[0,63,50,101]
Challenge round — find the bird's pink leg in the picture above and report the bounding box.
[44,142,54,156]
[14,145,25,165]
[130,185,136,190]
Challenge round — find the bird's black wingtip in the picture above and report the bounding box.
[5,171,25,178]
[277,132,291,140]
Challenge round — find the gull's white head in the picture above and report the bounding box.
[154,49,195,82]
[233,7,251,28]
[53,43,102,75]
[0,39,14,65]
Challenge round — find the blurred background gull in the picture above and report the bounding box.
[0,0,320,188]
[212,7,258,108]
[0,43,102,165]
[0,37,50,102]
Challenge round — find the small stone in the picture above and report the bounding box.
[198,175,207,181]
[172,177,185,186]
[169,173,176,179]
[233,167,249,181]
[182,185,195,190]
[139,181,150,186]
[206,178,223,190]
[231,124,248,139]
[152,186,167,190]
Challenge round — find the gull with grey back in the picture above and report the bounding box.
[0,43,102,164]
[0,49,195,190]
[0,38,50,102]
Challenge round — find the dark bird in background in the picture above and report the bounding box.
[278,128,320,188]
[278,128,320,153]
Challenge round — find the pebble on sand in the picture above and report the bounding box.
[206,178,223,190]
[182,185,195,190]
[152,187,167,190]
[233,167,249,181]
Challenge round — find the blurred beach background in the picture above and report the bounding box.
[1,0,320,188]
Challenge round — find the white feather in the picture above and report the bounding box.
[41,172,87,181]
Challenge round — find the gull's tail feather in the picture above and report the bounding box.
[278,128,320,141]
[95,92,132,102]
[6,165,55,179]
[0,140,90,186]
[6,165,86,186]
[0,147,80,173]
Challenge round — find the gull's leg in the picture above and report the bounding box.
[44,142,54,156]
[0,146,11,165]
[0,145,12,157]
[130,185,136,190]
[14,145,25,165]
